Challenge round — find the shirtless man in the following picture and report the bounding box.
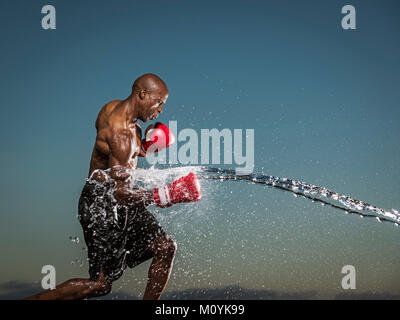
[26,73,201,300]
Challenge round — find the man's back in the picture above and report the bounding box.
[88,99,141,177]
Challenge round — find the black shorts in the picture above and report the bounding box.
[78,180,166,284]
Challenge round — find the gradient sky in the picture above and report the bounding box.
[0,0,399,299]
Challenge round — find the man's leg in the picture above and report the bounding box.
[143,235,177,300]
[25,268,111,300]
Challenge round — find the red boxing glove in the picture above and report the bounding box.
[153,173,202,208]
[139,122,175,157]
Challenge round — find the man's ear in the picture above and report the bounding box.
[139,90,146,100]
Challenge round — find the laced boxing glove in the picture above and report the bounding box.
[153,173,202,208]
[139,122,175,157]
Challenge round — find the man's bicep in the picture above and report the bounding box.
[95,139,110,155]
[107,130,133,167]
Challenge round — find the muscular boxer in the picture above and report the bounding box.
[26,73,201,300]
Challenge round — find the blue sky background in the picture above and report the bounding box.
[0,0,399,299]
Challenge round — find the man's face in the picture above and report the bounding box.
[140,89,168,122]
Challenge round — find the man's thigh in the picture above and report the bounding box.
[125,206,167,268]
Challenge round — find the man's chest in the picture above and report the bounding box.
[126,124,142,156]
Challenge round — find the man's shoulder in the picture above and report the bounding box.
[104,99,123,109]
[99,99,123,117]
[96,100,123,129]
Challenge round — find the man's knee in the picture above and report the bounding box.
[94,280,112,296]
[85,278,112,298]
[150,235,177,260]
[165,237,177,257]
[83,271,112,298]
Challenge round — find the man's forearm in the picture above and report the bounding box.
[138,140,147,157]
[114,187,154,207]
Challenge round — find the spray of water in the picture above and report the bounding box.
[91,165,400,227]
[199,167,400,227]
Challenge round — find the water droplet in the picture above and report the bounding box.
[69,236,80,244]
[360,215,364,219]
[70,259,80,265]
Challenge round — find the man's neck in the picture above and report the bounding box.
[115,96,139,127]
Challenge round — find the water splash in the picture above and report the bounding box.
[127,165,203,189]
[69,236,80,244]
[199,167,400,227]
[70,259,85,267]
[86,166,400,227]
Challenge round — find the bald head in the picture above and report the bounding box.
[132,73,168,95]
[131,74,169,122]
